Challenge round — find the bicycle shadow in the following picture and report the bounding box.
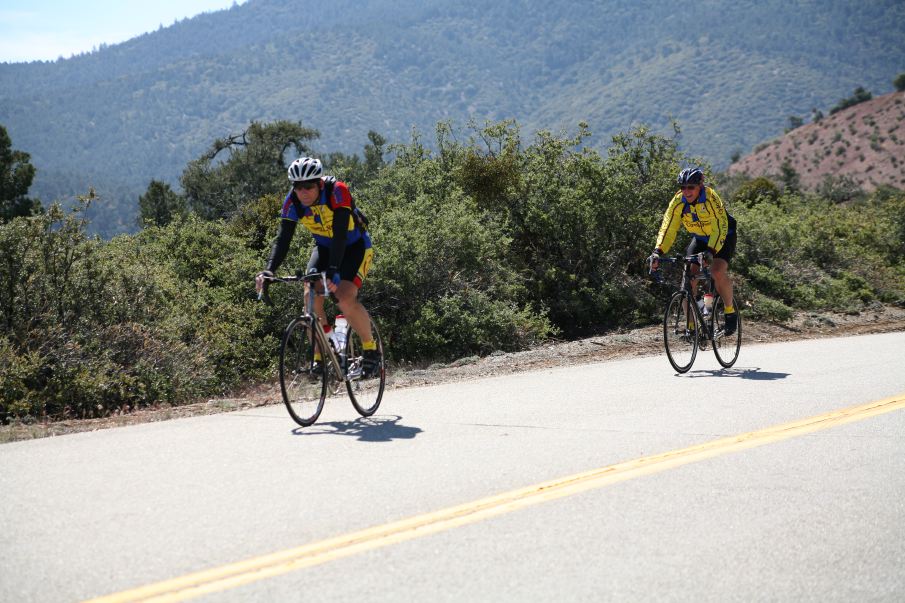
[681,367,791,380]
[292,414,422,442]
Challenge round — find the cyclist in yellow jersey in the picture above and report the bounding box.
[649,168,738,335]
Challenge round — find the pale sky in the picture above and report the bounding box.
[0,1,246,63]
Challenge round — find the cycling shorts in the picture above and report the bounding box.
[687,229,737,267]
[307,238,374,289]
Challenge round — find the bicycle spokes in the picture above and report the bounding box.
[663,292,698,373]
[345,318,385,417]
[712,298,741,368]
[280,318,327,426]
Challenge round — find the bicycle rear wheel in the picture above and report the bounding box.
[345,318,386,417]
[712,297,741,368]
[279,317,327,426]
[663,291,698,373]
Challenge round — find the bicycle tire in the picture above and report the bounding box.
[279,317,327,426]
[663,291,698,373]
[345,318,386,417]
[712,297,742,368]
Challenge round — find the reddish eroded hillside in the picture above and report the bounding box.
[728,91,905,192]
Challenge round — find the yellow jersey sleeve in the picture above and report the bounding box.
[654,192,685,253]
[702,187,729,253]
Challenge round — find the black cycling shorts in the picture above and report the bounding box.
[686,229,737,267]
[306,238,373,288]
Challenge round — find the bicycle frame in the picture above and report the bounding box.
[661,253,717,341]
[264,272,349,385]
[682,256,717,340]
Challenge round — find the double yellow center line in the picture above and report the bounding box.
[89,393,905,603]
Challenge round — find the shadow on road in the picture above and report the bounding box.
[682,367,791,380]
[292,415,422,442]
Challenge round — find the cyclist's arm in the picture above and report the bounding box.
[654,194,683,254]
[266,219,297,273]
[326,182,355,278]
[328,207,351,277]
[704,187,729,253]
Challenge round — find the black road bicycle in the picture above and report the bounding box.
[651,253,742,373]
[261,272,386,426]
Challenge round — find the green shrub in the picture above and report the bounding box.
[732,177,780,206]
[747,264,790,300]
[748,295,794,322]
[0,205,276,422]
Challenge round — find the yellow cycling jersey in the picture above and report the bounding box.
[655,186,732,253]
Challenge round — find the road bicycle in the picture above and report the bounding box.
[260,271,386,426]
[651,253,742,373]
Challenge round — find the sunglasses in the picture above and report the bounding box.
[292,180,319,191]
[680,185,699,191]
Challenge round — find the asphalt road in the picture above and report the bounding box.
[1,332,904,602]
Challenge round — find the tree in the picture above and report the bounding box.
[829,86,872,115]
[0,125,41,222]
[181,120,319,220]
[326,130,388,188]
[138,180,186,227]
[894,73,905,92]
[732,176,780,206]
[786,115,803,132]
[779,161,801,194]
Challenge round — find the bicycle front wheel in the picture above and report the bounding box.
[279,317,327,426]
[663,291,698,373]
[345,318,386,417]
[712,297,741,368]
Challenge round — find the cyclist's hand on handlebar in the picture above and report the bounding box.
[702,249,714,266]
[326,269,341,293]
[255,270,273,294]
[647,251,661,272]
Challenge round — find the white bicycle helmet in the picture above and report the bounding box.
[288,157,323,182]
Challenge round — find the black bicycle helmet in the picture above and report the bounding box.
[676,167,704,186]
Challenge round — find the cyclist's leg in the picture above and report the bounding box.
[711,231,736,305]
[307,246,330,359]
[712,231,738,334]
[334,239,374,343]
[685,238,707,328]
[334,240,380,377]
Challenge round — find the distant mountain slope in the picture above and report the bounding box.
[2,0,904,234]
[727,91,905,192]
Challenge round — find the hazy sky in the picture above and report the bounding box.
[0,0,245,63]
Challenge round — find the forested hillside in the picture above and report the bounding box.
[1,0,904,235]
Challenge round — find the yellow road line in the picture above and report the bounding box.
[87,393,905,603]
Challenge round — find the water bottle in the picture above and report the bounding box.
[333,314,349,351]
[703,293,714,316]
